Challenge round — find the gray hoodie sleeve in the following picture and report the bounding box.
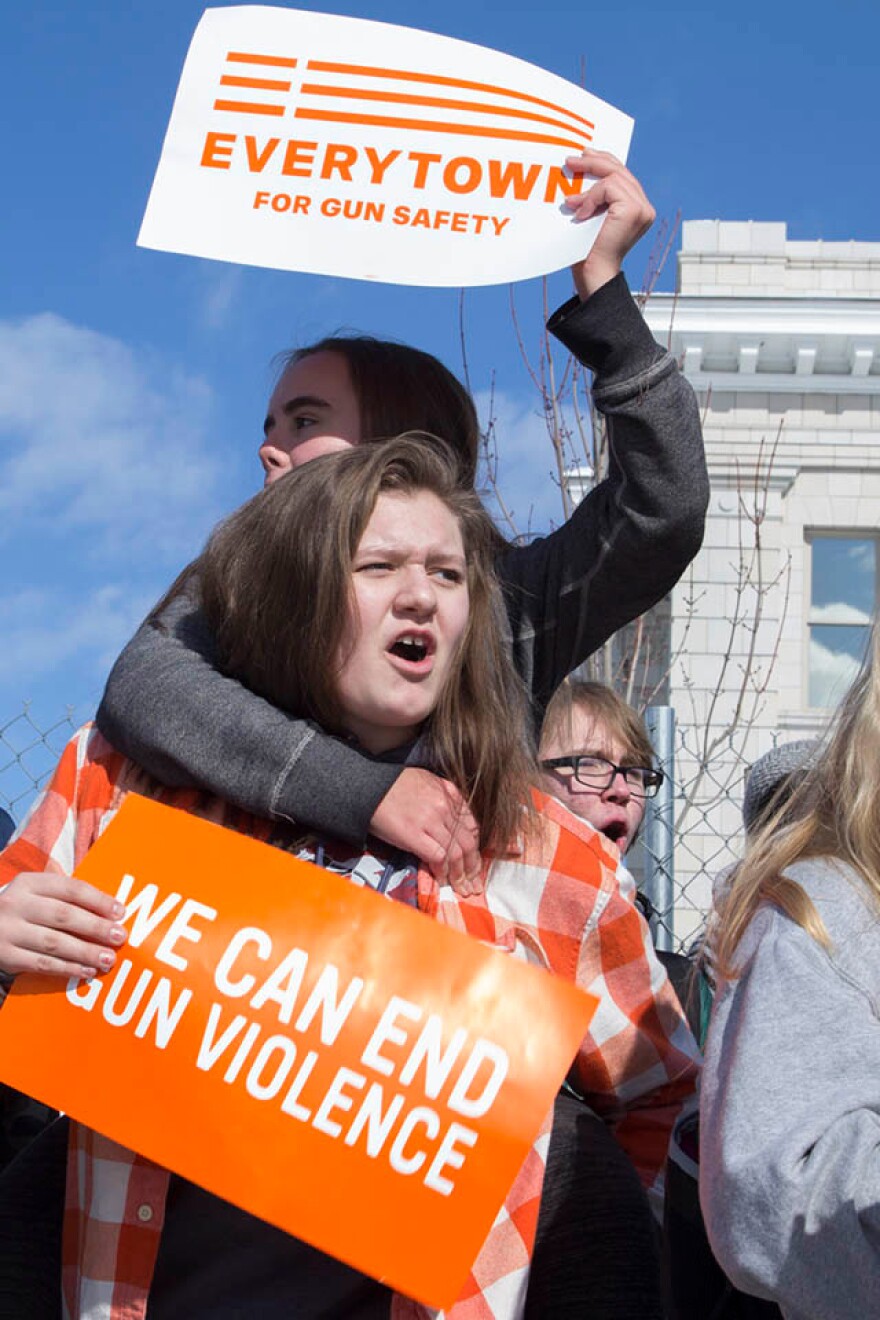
[502,272,708,718]
[700,861,880,1320]
[96,590,401,842]
[97,274,706,838]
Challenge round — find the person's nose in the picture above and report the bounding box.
[395,568,437,618]
[602,769,632,803]
[258,443,292,485]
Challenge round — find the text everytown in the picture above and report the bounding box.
[201,132,585,237]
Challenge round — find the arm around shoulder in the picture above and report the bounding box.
[96,592,402,844]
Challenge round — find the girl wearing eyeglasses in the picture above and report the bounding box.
[538,681,662,857]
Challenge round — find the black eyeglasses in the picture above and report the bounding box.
[539,754,664,798]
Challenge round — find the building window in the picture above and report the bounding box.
[807,534,877,708]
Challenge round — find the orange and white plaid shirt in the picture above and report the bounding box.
[0,726,699,1320]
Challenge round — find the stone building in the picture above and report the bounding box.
[639,221,880,941]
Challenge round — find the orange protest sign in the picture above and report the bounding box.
[0,794,596,1308]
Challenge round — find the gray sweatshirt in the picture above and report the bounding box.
[700,857,880,1319]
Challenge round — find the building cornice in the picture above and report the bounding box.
[642,294,880,395]
[643,294,880,337]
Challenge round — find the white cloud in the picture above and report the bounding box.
[0,314,237,720]
[809,602,872,625]
[809,636,862,709]
[0,584,152,689]
[195,263,246,332]
[845,540,875,573]
[0,312,225,563]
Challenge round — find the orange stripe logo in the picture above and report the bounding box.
[299,82,592,143]
[226,50,298,68]
[294,109,584,153]
[213,51,297,116]
[210,50,591,153]
[307,59,595,138]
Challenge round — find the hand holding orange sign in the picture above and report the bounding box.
[0,869,127,981]
[0,794,595,1308]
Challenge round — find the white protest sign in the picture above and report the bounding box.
[138,6,634,286]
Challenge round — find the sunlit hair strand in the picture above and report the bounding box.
[716,623,880,978]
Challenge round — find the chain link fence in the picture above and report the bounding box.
[619,706,792,954]
[0,706,80,830]
[1,701,789,953]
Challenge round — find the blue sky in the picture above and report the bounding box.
[2,0,878,812]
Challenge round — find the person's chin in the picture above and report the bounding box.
[373,701,433,741]
[596,822,630,855]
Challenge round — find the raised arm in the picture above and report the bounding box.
[499,151,709,720]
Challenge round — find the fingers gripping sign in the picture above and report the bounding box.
[369,768,483,896]
[0,873,128,982]
[563,150,657,299]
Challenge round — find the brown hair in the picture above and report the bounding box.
[280,337,482,488]
[540,680,656,768]
[160,435,533,851]
[716,623,880,978]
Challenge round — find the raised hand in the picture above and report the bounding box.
[564,149,656,299]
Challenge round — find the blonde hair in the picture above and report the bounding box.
[715,623,880,978]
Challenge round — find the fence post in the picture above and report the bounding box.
[643,704,675,950]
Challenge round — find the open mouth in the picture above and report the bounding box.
[388,634,432,665]
[601,821,628,846]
